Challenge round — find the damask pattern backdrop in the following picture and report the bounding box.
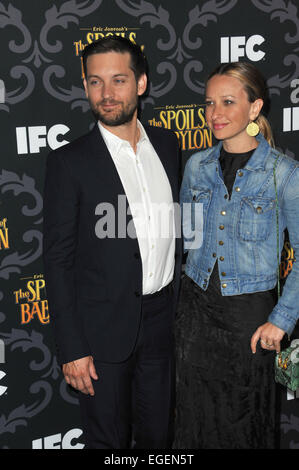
[0,0,298,449]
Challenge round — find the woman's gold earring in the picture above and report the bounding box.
[246,121,259,137]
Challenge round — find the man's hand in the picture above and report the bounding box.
[62,356,98,396]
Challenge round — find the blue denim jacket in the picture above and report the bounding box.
[180,134,299,335]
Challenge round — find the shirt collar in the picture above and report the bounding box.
[98,120,148,157]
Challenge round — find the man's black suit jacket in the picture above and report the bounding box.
[43,123,182,365]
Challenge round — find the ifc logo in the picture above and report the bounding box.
[283,79,299,132]
[16,124,70,154]
[0,371,7,397]
[220,35,265,63]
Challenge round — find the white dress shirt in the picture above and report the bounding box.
[98,120,175,295]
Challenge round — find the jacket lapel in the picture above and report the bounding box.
[144,125,179,203]
[86,123,128,198]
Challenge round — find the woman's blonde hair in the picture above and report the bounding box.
[207,62,274,147]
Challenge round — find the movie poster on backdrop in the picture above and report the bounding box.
[0,0,298,449]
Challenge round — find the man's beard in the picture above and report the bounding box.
[91,98,138,127]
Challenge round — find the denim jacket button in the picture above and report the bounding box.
[219,225,224,230]
[222,283,227,288]
[235,186,241,192]
[256,206,263,214]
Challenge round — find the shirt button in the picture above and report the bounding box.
[222,283,227,288]
[219,241,224,246]
[221,210,226,216]
[235,187,241,192]
[149,273,153,277]
[219,225,224,230]
[134,291,141,297]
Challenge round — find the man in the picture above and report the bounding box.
[43,36,181,449]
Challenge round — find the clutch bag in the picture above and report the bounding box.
[275,339,299,391]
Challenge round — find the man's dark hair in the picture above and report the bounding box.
[82,36,148,82]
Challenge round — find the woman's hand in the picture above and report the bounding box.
[251,322,285,354]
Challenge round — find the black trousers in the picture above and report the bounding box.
[78,285,175,449]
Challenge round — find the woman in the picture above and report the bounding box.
[175,62,299,449]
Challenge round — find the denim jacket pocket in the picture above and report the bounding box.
[237,197,275,241]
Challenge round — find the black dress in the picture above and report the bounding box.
[174,148,278,449]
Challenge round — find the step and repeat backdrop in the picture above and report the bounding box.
[0,0,299,449]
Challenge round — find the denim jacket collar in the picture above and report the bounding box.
[206,133,271,171]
